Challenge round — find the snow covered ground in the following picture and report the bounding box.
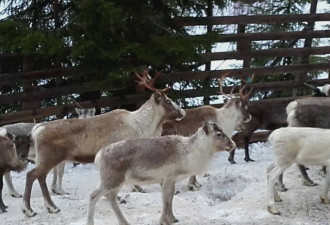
[3,142,330,225]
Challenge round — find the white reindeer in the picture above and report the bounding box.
[162,77,252,190]
[267,127,330,215]
[21,69,186,217]
[86,121,236,225]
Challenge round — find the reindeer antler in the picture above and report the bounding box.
[239,74,254,100]
[218,72,234,99]
[135,69,170,93]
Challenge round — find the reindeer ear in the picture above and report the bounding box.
[153,91,162,104]
[6,132,15,141]
[202,122,211,135]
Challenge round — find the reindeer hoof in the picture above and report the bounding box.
[170,217,179,223]
[46,205,60,214]
[188,183,201,191]
[267,206,281,215]
[117,196,127,204]
[0,208,7,214]
[10,192,22,198]
[131,185,145,193]
[276,183,288,192]
[303,180,317,187]
[22,208,37,217]
[274,196,282,202]
[244,157,255,162]
[228,158,236,164]
[321,196,330,204]
[52,188,68,195]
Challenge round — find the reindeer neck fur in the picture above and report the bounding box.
[130,94,164,137]
[217,103,241,136]
[181,128,216,174]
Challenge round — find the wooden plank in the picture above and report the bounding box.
[191,30,330,43]
[200,46,330,61]
[0,93,152,126]
[0,82,102,105]
[0,67,76,85]
[167,78,330,99]
[173,13,330,26]
[160,63,330,82]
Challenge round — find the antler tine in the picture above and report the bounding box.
[218,72,229,94]
[161,86,171,93]
[147,70,163,89]
[135,69,157,92]
[239,85,253,100]
[239,74,254,100]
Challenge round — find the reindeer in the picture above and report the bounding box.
[2,107,96,198]
[0,128,29,213]
[86,122,236,225]
[51,107,96,195]
[267,127,330,215]
[161,76,252,190]
[21,69,186,217]
[276,96,330,191]
[229,98,290,164]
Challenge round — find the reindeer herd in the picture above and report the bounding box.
[1,69,330,224]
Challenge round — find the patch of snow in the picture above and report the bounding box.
[3,142,330,224]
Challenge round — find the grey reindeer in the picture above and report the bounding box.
[86,122,236,225]
[2,107,96,198]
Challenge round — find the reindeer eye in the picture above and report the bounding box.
[216,132,222,137]
[166,99,171,105]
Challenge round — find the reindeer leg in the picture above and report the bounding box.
[276,173,288,192]
[244,137,254,162]
[86,187,107,225]
[55,162,67,195]
[321,165,330,204]
[22,168,38,217]
[187,175,201,191]
[0,171,8,213]
[160,180,178,225]
[4,171,22,198]
[51,167,58,194]
[299,164,317,186]
[38,173,60,213]
[267,164,288,215]
[228,149,236,164]
[107,189,130,225]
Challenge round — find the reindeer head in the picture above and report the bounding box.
[75,108,96,118]
[203,122,236,152]
[218,75,253,130]
[135,69,186,121]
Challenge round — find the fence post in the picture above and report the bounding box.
[21,56,41,122]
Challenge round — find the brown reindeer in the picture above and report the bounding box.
[21,69,186,217]
[0,129,29,213]
[229,98,290,164]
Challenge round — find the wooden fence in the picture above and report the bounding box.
[1,5,330,126]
